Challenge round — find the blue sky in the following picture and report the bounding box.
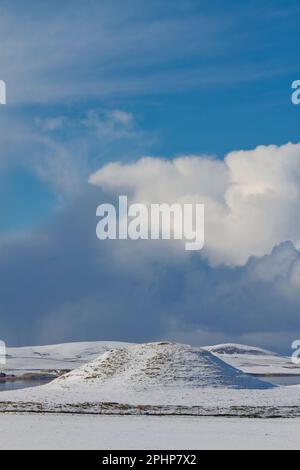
[1,0,300,349]
[2,0,300,231]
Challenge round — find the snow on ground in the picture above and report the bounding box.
[0,414,299,450]
[2,380,300,418]
[205,343,300,375]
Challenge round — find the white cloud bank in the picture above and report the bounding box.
[89,141,300,266]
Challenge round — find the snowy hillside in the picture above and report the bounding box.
[4,341,130,373]
[205,343,300,376]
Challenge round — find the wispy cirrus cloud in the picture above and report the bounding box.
[0,0,224,104]
[0,0,296,105]
[0,106,153,201]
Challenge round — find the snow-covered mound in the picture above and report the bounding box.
[53,342,274,390]
[204,343,300,376]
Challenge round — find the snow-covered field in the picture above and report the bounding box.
[0,414,299,450]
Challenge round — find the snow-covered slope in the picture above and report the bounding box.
[4,341,130,373]
[53,342,273,391]
[205,343,300,375]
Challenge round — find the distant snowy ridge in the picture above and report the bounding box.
[204,343,300,376]
[205,343,275,356]
[5,341,131,373]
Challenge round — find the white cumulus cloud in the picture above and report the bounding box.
[89,141,300,266]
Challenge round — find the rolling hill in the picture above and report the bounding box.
[205,343,300,376]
